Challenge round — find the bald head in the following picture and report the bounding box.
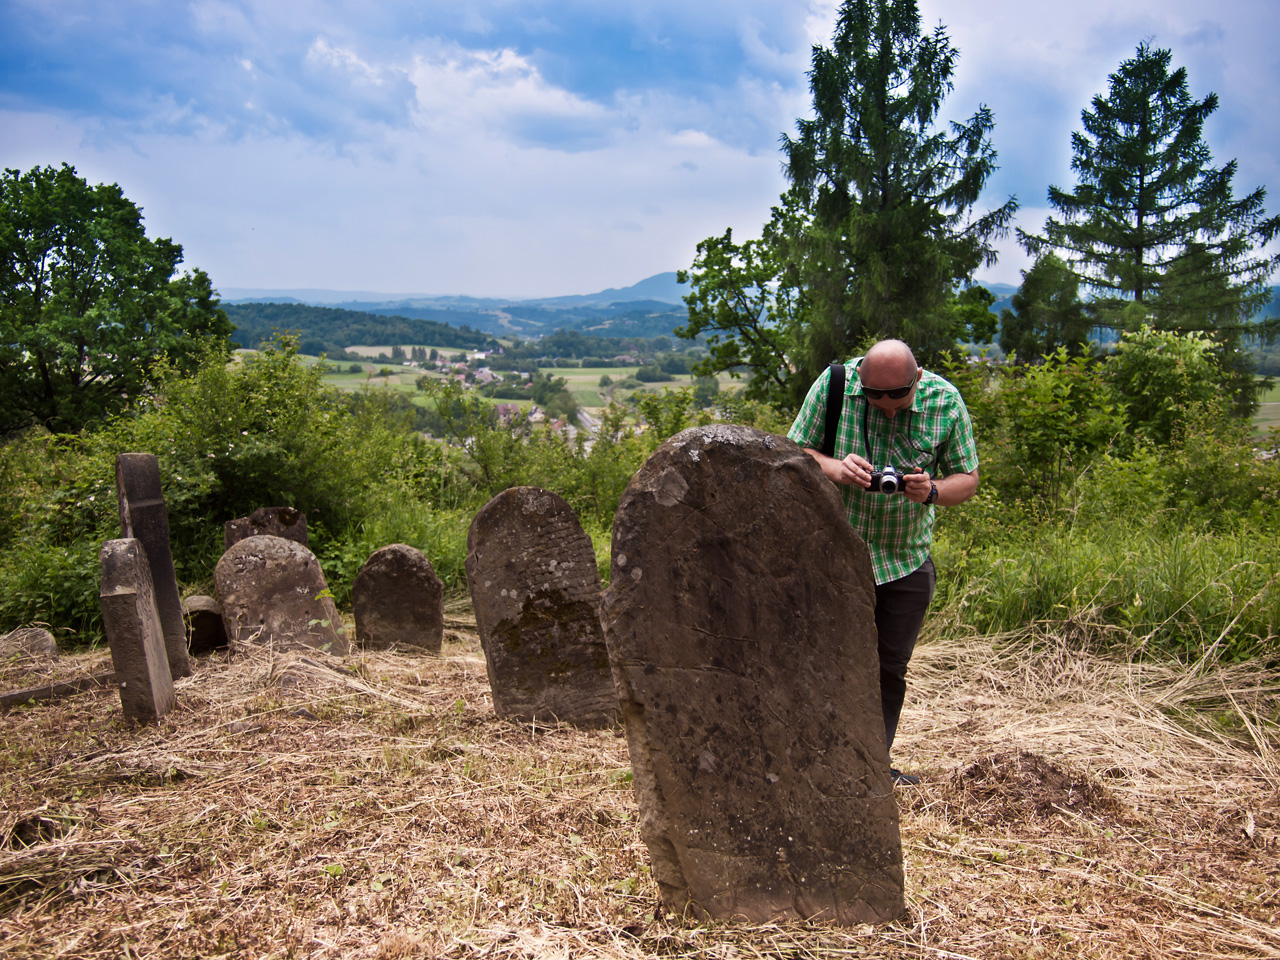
[861,340,918,383]
[857,340,922,417]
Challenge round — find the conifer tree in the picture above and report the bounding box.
[678,0,1016,403]
[1024,43,1278,405]
[781,0,1017,375]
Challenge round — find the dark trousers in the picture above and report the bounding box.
[874,557,936,753]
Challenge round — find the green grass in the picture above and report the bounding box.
[933,522,1280,663]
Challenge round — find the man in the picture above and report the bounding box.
[788,339,979,785]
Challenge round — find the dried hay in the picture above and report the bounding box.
[1,606,1277,960]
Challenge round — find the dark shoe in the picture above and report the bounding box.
[891,767,921,787]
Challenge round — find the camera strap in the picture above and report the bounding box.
[820,360,845,458]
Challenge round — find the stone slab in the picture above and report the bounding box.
[602,424,903,924]
[100,538,178,723]
[224,506,309,549]
[214,535,347,654]
[115,453,191,678]
[353,544,444,652]
[467,486,616,728]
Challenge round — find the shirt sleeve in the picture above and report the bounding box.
[787,367,831,449]
[938,391,979,476]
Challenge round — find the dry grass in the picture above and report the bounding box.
[2,601,1278,960]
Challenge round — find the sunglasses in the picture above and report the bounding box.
[861,381,915,400]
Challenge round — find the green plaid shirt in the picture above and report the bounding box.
[788,359,979,585]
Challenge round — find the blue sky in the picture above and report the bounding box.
[3,0,1277,299]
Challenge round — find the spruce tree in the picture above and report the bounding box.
[781,0,1017,374]
[1024,43,1279,406]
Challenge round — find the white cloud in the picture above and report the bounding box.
[307,38,386,86]
[408,45,609,143]
[5,0,1275,296]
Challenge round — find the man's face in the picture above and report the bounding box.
[860,362,921,418]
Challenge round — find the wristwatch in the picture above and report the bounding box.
[925,483,938,505]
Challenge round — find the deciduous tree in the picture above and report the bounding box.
[999,253,1093,362]
[0,163,231,434]
[675,201,809,406]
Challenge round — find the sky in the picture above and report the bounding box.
[2,0,1278,300]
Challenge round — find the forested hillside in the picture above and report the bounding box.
[224,299,691,350]
[223,302,495,353]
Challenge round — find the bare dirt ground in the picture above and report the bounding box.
[2,603,1277,960]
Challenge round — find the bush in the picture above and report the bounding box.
[0,339,442,644]
[633,365,673,383]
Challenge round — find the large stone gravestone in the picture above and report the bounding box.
[115,453,191,678]
[602,424,903,924]
[466,486,616,728]
[214,536,348,654]
[352,544,445,652]
[224,506,308,549]
[100,539,177,723]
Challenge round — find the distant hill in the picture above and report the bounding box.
[220,272,690,311]
[220,273,691,345]
[222,302,494,352]
[218,274,1279,356]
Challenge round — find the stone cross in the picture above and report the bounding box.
[115,453,191,678]
[466,486,617,728]
[100,539,177,723]
[602,424,904,924]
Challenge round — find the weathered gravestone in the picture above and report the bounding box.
[466,486,616,728]
[602,424,903,924]
[214,536,348,654]
[100,539,177,723]
[183,595,229,656]
[224,506,309,550]
[115,453,191,678]
[0,626,59,660]
[352,544,445,652]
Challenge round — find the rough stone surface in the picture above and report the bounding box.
[466,486,616,728]
[352,544,444,652]
[214,536,347,654]
[183,595,229,656]
[0,627,59,660]
[224,506,309,549]
[115,453,191,679]
[99,539,177,723]
[601,424,903,925]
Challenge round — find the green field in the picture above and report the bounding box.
[310,356,732,412]
[1253,379,1279,441]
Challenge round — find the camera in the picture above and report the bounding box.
[868,464,905,494]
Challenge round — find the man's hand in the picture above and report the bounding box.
[902,467,933,503]
[821,452,874,488]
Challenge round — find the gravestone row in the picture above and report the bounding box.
[19,433,904,925]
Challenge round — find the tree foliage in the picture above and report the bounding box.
[1023,43,1279,407]
[676,0,1016,399]
[0,163,232,434]
[780,0,1018,373]
[999,253,1093,362]
[674,201,809,406]
[1107,324,1223,446]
